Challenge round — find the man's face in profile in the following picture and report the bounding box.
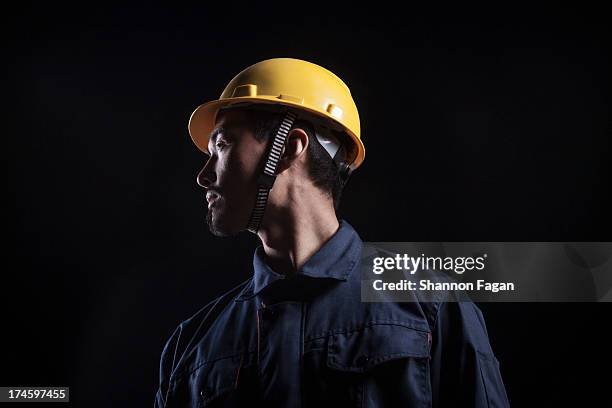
[196,108,267,236]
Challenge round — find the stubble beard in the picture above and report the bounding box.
[206,207,241,237]
[206,209,225,237]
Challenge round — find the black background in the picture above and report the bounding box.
[4,3,611,407]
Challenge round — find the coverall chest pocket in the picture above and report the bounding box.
[315,323,433,407]
[185,351,259,408]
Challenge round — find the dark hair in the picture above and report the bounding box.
[242,107,347,210]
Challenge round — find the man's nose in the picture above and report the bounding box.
[196,158,216,189]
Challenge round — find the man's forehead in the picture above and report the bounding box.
[211,109,250,137]
[215,108,251,127]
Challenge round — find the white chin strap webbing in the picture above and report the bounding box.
[246,109,298,234]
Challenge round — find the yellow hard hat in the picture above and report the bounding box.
[188,58,365,170]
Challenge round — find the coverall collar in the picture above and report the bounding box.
[237,219,363,300]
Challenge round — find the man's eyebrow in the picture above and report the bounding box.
[210,121,246,144]
[210,126,225,144]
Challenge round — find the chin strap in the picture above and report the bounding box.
[246,109,298,234]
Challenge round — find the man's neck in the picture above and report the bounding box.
[257,200,340,276]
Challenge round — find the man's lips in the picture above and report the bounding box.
[206,191,221,208]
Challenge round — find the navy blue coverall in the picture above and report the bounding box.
[155,220,510,407]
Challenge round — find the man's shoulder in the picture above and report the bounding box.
[177,278,253,334]
[159,278,254,378]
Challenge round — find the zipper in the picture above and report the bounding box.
[300,302,306,408]
[256,301,266,367]
[234,352,245,389]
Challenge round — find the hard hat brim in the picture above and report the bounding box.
[188,96,365,170]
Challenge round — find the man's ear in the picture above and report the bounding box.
[276,128,309,173]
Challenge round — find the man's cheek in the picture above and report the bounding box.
[232,157,259,185]
[237,141,266,174]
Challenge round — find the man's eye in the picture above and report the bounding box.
[215,140,226,151]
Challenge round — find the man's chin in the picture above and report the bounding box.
[206,211,242,237]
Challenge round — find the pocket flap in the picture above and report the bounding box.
[189,352,255,406]
[327,324,430,373]
[197,355,240,404]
